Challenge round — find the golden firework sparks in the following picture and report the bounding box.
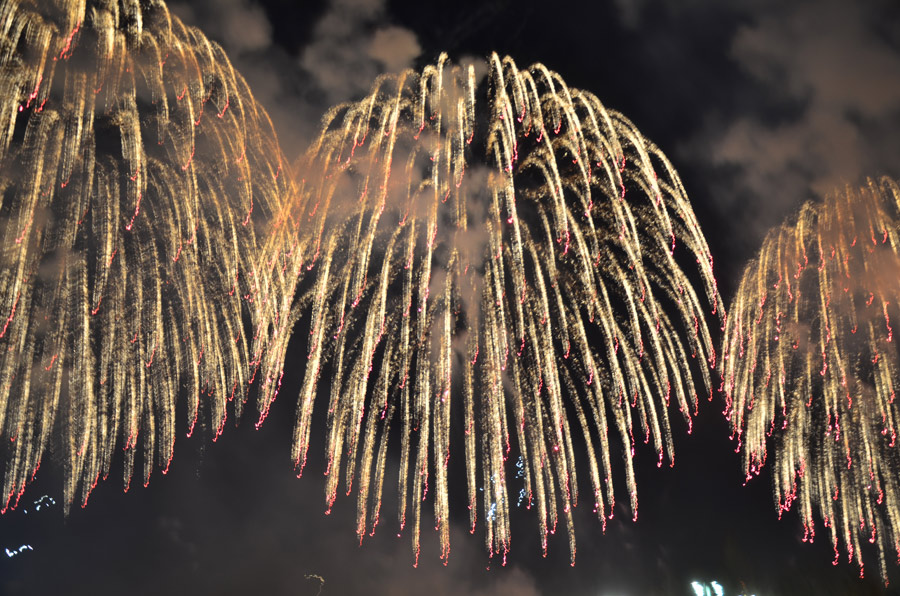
[286,53,722,565]
[723,177,900,583]
[0,0,297,511]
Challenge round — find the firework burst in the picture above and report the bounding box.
[284,53,723,564]
[0,0,296,511]
[723,177,900,583]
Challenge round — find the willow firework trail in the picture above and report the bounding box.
[0,0,296,511]
[723,178,900,583]
[287,53,723,565]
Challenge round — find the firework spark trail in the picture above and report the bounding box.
[286,53,723,565]
[723,177,900,583]
[0,0,297,512]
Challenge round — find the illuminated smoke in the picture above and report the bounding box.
[285,53,723,565]
[723,177,900,583]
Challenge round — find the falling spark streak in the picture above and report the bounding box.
[0,0,297,512]
[723,178,900,584]
[288,53,721,565]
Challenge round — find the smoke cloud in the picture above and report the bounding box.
[172,0,421,157]
[611,0,900,261]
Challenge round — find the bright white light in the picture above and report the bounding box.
[690,580,729,596]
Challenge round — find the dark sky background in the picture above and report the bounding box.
[4,0,900,594]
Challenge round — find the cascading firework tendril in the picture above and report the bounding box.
[284,53,723,565]
[722,177,900,583]
[0,0,296,512]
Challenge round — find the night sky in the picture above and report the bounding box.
[4,0,900,594]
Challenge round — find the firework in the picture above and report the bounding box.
[286,53,723,564]
[0,0,296,511]
[723,177,900,582]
